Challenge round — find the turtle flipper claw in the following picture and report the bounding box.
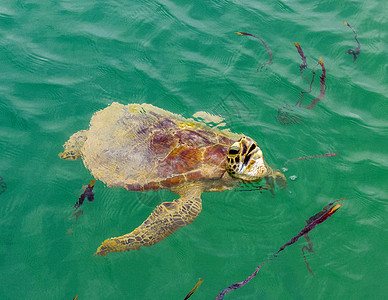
[95,239,129,256]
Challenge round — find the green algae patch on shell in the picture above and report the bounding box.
[80,102,243,190]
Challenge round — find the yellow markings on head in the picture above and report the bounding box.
[246,159,256,170]
[236,32,244,35]
[294,42,300,47]
[88,180,96,187]
[318,57,324,66]
[58,151,78,160]
[343,21,348,25]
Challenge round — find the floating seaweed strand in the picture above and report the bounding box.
[343,21,361,62]
[238,186,269,192]
[294,42,309,82]
[276,44,327,125]
[284,152,339,166]
[296,65,316,103]
[274,202,342,255]
[74,180,96,209]
[216,200,343,299]
[237,180,270,192]
[301,198,345,276]
[69,209,84,224]
[301,229,316,275]
[68,180,96,234]
[236,32,273,70]
[295,57,326,110]
[184,278,204,300]
[275,43,309,126]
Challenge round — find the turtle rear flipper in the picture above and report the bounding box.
[59,130,88,160]
[95,184,203,256]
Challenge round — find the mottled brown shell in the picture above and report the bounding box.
[80,103,243,191]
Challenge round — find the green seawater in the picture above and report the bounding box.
[0,0,387,299]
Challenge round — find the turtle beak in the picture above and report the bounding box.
[240,149,268,180]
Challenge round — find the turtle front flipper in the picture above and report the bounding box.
[264,165,287,196]
[95,184,203,256]
[58,130,88,160]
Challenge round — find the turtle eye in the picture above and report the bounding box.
[228,143,240,157]
[228,148,239,156]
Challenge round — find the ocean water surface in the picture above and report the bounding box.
[0,0,387,299]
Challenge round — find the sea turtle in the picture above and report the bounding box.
[59,102,286,256]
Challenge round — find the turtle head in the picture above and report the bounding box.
[226,137,268,181]
[58,130,88,161]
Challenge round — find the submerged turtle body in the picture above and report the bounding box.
[60,102,286,256]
